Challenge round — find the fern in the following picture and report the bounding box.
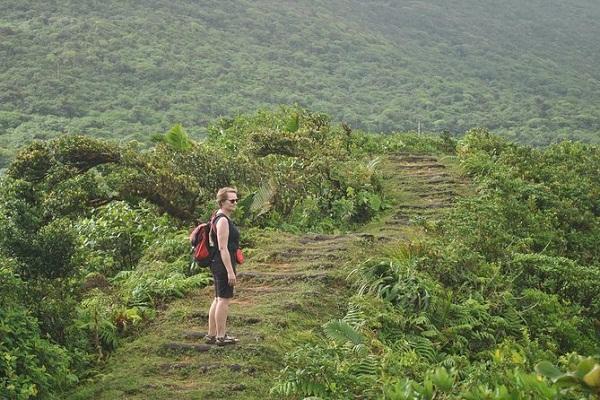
[342,304,365,328]
[407,335,438,362]
[349,354,379,376]
[323,320,364,346]
[393,338,413,353]
[450,303,479,326]
[408,313,432,328]
[235,192,255,218]
[98,320,118,348]
[473,330,496,345]
[110,269,134,282]
[271,380,297,396]
[351,344,370,357]
[76,292,119,358]
[504,308,524,336]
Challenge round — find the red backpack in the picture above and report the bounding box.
[189,214,217,266]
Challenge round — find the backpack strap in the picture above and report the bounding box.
[210,213,230,248]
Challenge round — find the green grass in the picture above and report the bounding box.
[67,232,355,399]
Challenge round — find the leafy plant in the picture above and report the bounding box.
[272,305,380,399]
[75,291,119,360]
[158,123,193,151]
[536,357,600,394]
[1,306,77,399]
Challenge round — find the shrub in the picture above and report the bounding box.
[0,306,76,399]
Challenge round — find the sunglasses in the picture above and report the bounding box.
[227,199,239,204]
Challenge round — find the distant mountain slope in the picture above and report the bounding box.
[0,0,598,160]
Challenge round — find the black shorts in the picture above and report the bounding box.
[210,261,236,299]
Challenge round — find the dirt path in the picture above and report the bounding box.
[68,153,467,400]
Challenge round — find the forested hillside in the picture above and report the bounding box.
[1,0,599,168]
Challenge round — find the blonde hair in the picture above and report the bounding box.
[216,187,238,207]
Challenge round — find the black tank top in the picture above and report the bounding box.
[210,213,240,266]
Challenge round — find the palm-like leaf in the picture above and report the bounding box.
[163,124,192,151]
[323,319,364,345]
[250,179,276,217]
[366,157,381,172]
[285,112,299,133]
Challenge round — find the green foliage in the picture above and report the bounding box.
[536,357,600,395]
[351,256,438,314]
[2,0,599,155]
[518,289,597,355]
[1,306,77,400]
[73,201,173,276]
[36,218,77,279]
[115,268,211,308]
[75,290,119,360]
[276,131,600,398]
[6,142,53,182]
[458,369,561,400]
[323,320,364,346]
[0,180,77,279]
[203,107,385,231]
[0,260,23,306]
[285,112,300,133]
[249,179,277,218]
[7,136,120,183]
[272,305,379,399]
[509,253,600,318]
[158,123,193,151]
[383,367,456,400]
[454,130,599,264]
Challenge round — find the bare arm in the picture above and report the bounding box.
[216,217,236,286]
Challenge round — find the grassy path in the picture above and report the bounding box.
[68,153,468,399]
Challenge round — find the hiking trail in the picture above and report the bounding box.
[68,153,468,399]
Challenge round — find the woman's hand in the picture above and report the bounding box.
[227,272,236,287]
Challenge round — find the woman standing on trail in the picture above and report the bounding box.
[205,187,241,346]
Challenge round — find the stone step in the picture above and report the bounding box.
[159,342,212,354]
[394,183,456,191]
[385,217,409,225]
[394,163,446,169]
[397,170,451,176]
[189,313,263,325]
[296,234,347,244]
[425,176,460,184]
[393,208,440,218]
[262,250,342,263]
[389,155,439,162]
[416,190,457,198]
[237,271,334,284]
[395,175,456,182]
[397,176,456,183]
[396,202,452,210]
[157,362,256,376]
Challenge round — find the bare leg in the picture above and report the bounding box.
[215,297,231,338]
[208,297,218,336]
